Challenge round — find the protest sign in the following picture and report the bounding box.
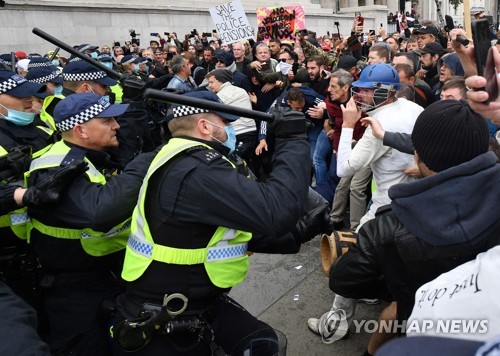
[209,0,254,44]
[256,6,305,43]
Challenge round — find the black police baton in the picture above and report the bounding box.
[32,27,122,80]
[144,89,275,123]
[48,47,60,62]
[10,52,16,72]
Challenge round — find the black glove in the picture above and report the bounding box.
[268,107,308,139]
[293,188,334,244]
[120,73,147,100]
[0,146,32,181]
[22,161,88,208]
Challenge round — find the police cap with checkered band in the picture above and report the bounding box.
[167,91,240,122]
[25,67,63,85]
[54,92,129,132]
[62,61,118,86]
[0,69,46,98]
[27,57,52,70]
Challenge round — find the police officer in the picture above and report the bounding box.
[0,70,54,153]
[25,93,155,355]
[25,66,64,131]
[0,70,56,316]
[113,91,330,354]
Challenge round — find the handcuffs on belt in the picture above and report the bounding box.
[112,293,208,352]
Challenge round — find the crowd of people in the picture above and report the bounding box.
[0,10,499,356]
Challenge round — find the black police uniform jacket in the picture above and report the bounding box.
[126,136,311,306]
[26,142,155,274]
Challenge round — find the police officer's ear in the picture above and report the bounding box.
[73,124,90,140]
[198,118,212,135]
[81,82,93,93]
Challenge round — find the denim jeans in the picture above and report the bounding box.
[307,124,324,162]
[313,130,331,183]
[313,130,339,205]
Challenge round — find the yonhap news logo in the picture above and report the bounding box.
[352,319,488,334]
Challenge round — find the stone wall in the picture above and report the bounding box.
[1,0,389,55]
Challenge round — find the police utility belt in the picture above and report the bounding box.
[112,293,212,352]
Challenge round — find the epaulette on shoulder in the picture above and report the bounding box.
[189,149,223,165]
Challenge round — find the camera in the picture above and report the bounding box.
[260,62,270,71]
[202,32,211,37]
[150,32,158,37]
[299,29,308,36]
[129,29,140,46]
[164,32,170,36]
[334,21,340,26]
[129,29,139,38]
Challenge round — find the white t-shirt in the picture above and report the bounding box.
[407,245,500,341]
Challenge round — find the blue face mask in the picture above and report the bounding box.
[207,121,236,154]
[102,95,110,103]
[53,85,63,96]
[90,52,98,59]
[51,59,60,67]
[132,64,139,73]
[0,104,35,126]
[102,62,113,69]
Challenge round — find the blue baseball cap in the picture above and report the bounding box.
[25,67,63,85]
[0,70,46,98]
[120,55,135,65]
[97,53,113,62]
[62,61,117,86]
[54,92,129,132]
[169,91,240,122]
[27,57,52,70]
[78,44,99,52]
[133,57,151,64]
[0,53,16,67]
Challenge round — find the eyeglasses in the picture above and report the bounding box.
[279,58,290,62]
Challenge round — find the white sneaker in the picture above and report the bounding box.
[307,318,320,334]
[307,309,349,344]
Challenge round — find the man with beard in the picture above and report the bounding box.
[416,42,445,89]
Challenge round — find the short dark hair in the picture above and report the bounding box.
[203,47,214,54]
[287,87,305,104]
[394,63,415,79]
[280,48,298,62]
[307,55,325,67]
[370,44,391,63]
[441,76,467,99]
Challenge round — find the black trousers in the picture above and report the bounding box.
[43,271,124,356]
[112,293,279,355]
